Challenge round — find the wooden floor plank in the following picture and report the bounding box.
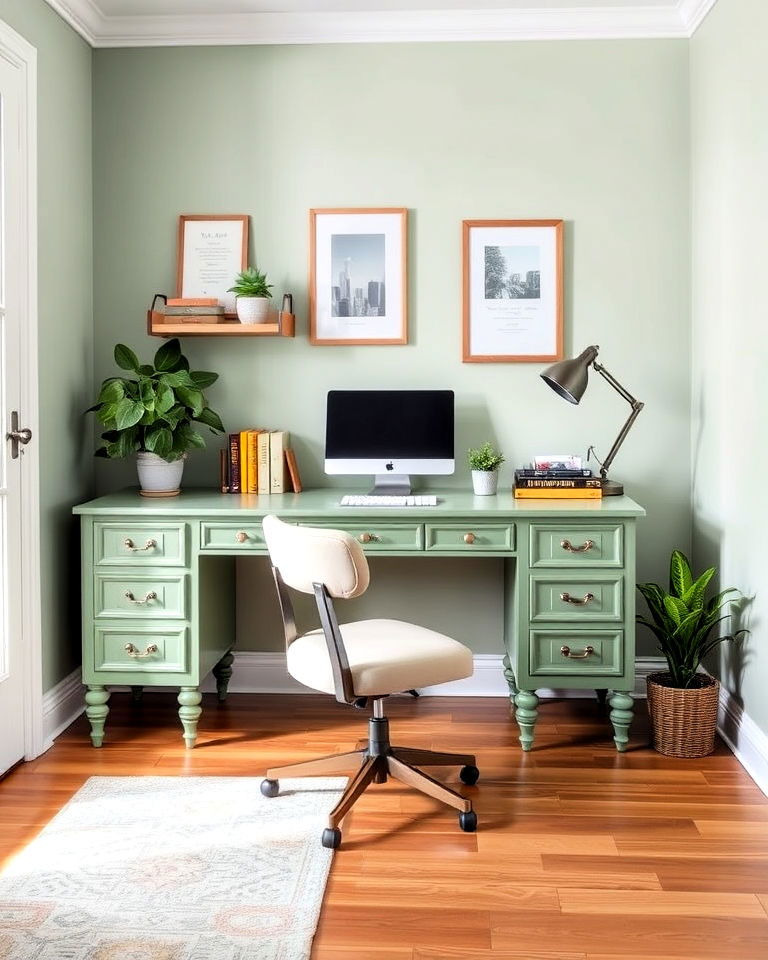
[557,889,765,919]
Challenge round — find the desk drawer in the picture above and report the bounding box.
[94,573,187,620]
[529,628,623,677]
[200,522,266,552]
[95,522,186,567]
[426,523,514,552]
[92,623,189,674]
[302,522,424,552]
[530,574,623,622]
[529,523,623,568]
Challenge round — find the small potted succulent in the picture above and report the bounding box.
[228,266,273,324]
[638,550,746,757]
[468,442,505,496]
[87,339,225,497]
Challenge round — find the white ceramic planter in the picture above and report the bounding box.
[136,452,185,497]
[472,470,499,496]
[236,297,271,325]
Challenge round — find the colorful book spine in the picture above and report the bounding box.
[228,434,241,494]
[219,448,228,493]
[246,430,260,494]
[257,432,271,494]
[270,431,289,493]
[514,487,602,499]
[239,431,250,494]
[515,477,602,489]
[285,449,302,493]
[515,469,593,478]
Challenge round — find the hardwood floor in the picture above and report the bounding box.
[2,692,768,958]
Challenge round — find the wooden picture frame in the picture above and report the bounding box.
[310,207,408,345]
[177,214,249,318]
[462,219,563,363]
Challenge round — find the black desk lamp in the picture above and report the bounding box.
[540,345,644,496]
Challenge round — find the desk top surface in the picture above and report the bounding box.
[74,488,645,519]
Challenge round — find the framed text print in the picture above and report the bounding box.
[177,214,249,318]
[462,219,563,363]
[310,208,408,345]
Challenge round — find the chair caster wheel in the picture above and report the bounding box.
[260,779,279,798]
[322,827,342,849]
[459,764,480,786]
[459,810,477,832]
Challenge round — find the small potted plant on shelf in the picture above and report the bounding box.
[228,266,274,324]
[638,549,746,758]
[87,338,225,497]
[468,442,504,496]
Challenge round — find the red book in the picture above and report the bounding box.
[166,297,218,307]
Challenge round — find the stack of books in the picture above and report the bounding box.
[514,456,602,499]
[220,430,302,494]
[158,297,225,324]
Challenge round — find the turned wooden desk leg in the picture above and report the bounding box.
[514,689,539,751]
[85,685,110,747]
[178,687,202,749]
[212,651,235,702]
[502,652,519,699]
[609,690,634,752]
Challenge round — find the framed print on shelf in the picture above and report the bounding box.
[310,208,408,345]
[462,219,563,363]
[177,214,249,318]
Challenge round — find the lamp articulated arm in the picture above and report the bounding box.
[591,361,644,481]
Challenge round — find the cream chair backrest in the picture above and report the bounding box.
[262,514,370,600]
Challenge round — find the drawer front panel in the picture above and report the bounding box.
[200,522,266,552]
[94,573,187,620]
[95,523,187,567]
[529,629,623,677]
[530,575,623,622]
[301,522,424,552]
[426,523,515,552]
[529,523,623,568]
[92,623,190,674]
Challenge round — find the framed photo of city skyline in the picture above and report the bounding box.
[310,208,408,345]
[462,219,563,363]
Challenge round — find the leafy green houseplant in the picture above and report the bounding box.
[88,338,224,496]
[228,267,273,325]
[468,442,505,496]
[637,549,746,757]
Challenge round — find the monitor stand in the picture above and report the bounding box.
[370,474,411,496]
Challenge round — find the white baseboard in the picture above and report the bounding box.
[716,685,768,796]
[41,668,84,752]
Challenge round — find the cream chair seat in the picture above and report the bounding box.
[260,514,480,849]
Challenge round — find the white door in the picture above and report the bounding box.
[0,41,32,774]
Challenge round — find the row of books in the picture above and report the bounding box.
[219,430,302,494]
[157,297,225,325]
[513,457,602,499]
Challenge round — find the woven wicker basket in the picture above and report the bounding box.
[646,672,720,757]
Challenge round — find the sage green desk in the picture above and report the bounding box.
[73,489,645,751]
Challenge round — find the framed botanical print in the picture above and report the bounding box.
[462,219,563,363]
[177,214,249,318]
[310,208,408,345]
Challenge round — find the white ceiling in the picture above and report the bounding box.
[43,0,719,46]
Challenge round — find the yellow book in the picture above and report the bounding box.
[257,431,271,494]
[514,487,602,499]
[246,430,261,494]
[239,431,250,494]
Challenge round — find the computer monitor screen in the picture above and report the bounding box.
[325,390,454,490]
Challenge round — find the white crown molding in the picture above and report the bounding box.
[40,2,721,48]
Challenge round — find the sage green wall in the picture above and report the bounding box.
[0,0,93,690]
[93,41,690,655]
[691,0,768,733]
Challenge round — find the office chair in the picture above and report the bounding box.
[260,515,479,849]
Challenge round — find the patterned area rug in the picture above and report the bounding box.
[0,776,346,960]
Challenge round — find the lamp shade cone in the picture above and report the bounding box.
[541,345,599,404]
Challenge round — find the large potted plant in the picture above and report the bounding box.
[468,442,504,496]
[637,550,745,757]
[228,266,273,324]
[88,338,225,497]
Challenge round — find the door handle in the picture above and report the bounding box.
[6,411,32,460]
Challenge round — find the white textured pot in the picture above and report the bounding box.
[472,470,499,496]
[236,296,271,325]
[136,452,185,497]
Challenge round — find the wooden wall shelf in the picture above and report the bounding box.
[147,305,295,339]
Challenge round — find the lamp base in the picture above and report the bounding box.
[601,478,624,497]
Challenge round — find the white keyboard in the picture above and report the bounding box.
[340,495,438,507]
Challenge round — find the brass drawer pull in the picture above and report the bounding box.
[124,642,159,659]
[124,538,157,552]
[235,531,249,543]
[464,532,476,544]
[124,591,158,605]
[560,591,595,606]
[358,532,380,544]
[561,538,594,553]
[560,644,595,659]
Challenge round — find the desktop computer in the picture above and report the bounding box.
[325,390,454,502]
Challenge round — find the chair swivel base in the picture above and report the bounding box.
[260,713,479,848]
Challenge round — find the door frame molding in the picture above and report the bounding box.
[0,20,42,760]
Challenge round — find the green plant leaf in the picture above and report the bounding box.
[669,550,693,598]
[190,370,219,389]
[114,398,145,430]
[194,406,225,433]
[155,382,175,415]
[114,344,140,372]
[175,386,204,416]
[96,402,119,427]
[663,595,687,626]
[144,425,173,459]
[139,378,155,408]
[159,370,194,389]
[682,566,715,610]
[154,338,182,372]
[138,364,154,376]
[98,380,125,404]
